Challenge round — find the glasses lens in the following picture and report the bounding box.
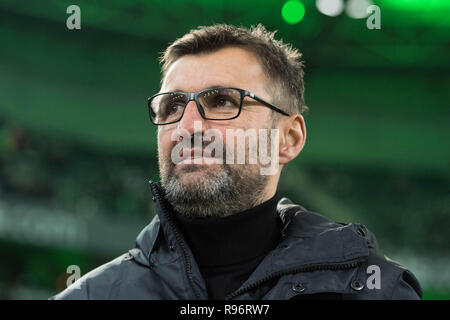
[199,88,241,119]
[149,92,187,124]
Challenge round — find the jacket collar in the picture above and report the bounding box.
[129,180,372,271]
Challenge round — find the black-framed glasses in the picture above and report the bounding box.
[147,87,290,125]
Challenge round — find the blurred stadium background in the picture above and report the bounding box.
[0,0,449,299]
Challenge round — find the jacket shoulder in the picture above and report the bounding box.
[278,198,422,300]
[341,221,422,300]
[49,252,135,300]
[360,249,422,300]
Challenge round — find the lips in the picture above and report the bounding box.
[190,148,203,158]
[178,148,203,159]
[176,148,220,165]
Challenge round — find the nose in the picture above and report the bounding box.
[177,100,206,136]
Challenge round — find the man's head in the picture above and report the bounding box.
[154,24,307,218]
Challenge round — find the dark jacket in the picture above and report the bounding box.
[50,181,422,300]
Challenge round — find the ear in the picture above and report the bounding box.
[278,114,306,165]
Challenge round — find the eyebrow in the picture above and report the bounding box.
[166,84,236,93]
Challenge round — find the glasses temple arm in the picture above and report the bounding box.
[246,92,290,116]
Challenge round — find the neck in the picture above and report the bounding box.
[173,191,282,267]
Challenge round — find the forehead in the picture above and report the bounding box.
[161,47,267,93]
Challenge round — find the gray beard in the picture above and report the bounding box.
[160,163,268,218]
[159,119,276,218]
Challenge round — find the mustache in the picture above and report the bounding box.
[166,127,278,176]
[173,131,224,159]
[165,132,229,176]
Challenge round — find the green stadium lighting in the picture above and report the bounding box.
[282,0,306,24]
[384,0,449,11]
[383,0,450,27]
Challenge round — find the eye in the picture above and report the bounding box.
[215,96,237,108]
[168,104,184,114]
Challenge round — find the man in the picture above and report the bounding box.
[51,24,422,300]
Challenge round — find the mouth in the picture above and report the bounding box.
[175,148,221,165]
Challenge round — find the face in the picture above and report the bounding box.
[157,47,281,217]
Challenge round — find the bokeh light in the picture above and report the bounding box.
[316,0,344,17]
[282,0,306,24]
[345,0,373,19]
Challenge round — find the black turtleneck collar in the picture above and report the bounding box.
[172,192,282,268]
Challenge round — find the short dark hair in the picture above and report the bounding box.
[160,24,308,116]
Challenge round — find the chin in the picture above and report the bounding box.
[175,163,222,182]
[176,161,221,171]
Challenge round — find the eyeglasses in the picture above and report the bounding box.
[147,87,290,125]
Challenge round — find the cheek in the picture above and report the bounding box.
[234,117,270,133]
[158,129,174,158]
[228,115,259,130]
[241,109,271,127]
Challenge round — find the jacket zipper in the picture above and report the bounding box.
[225,258,365,300]
[150,182,201,300]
